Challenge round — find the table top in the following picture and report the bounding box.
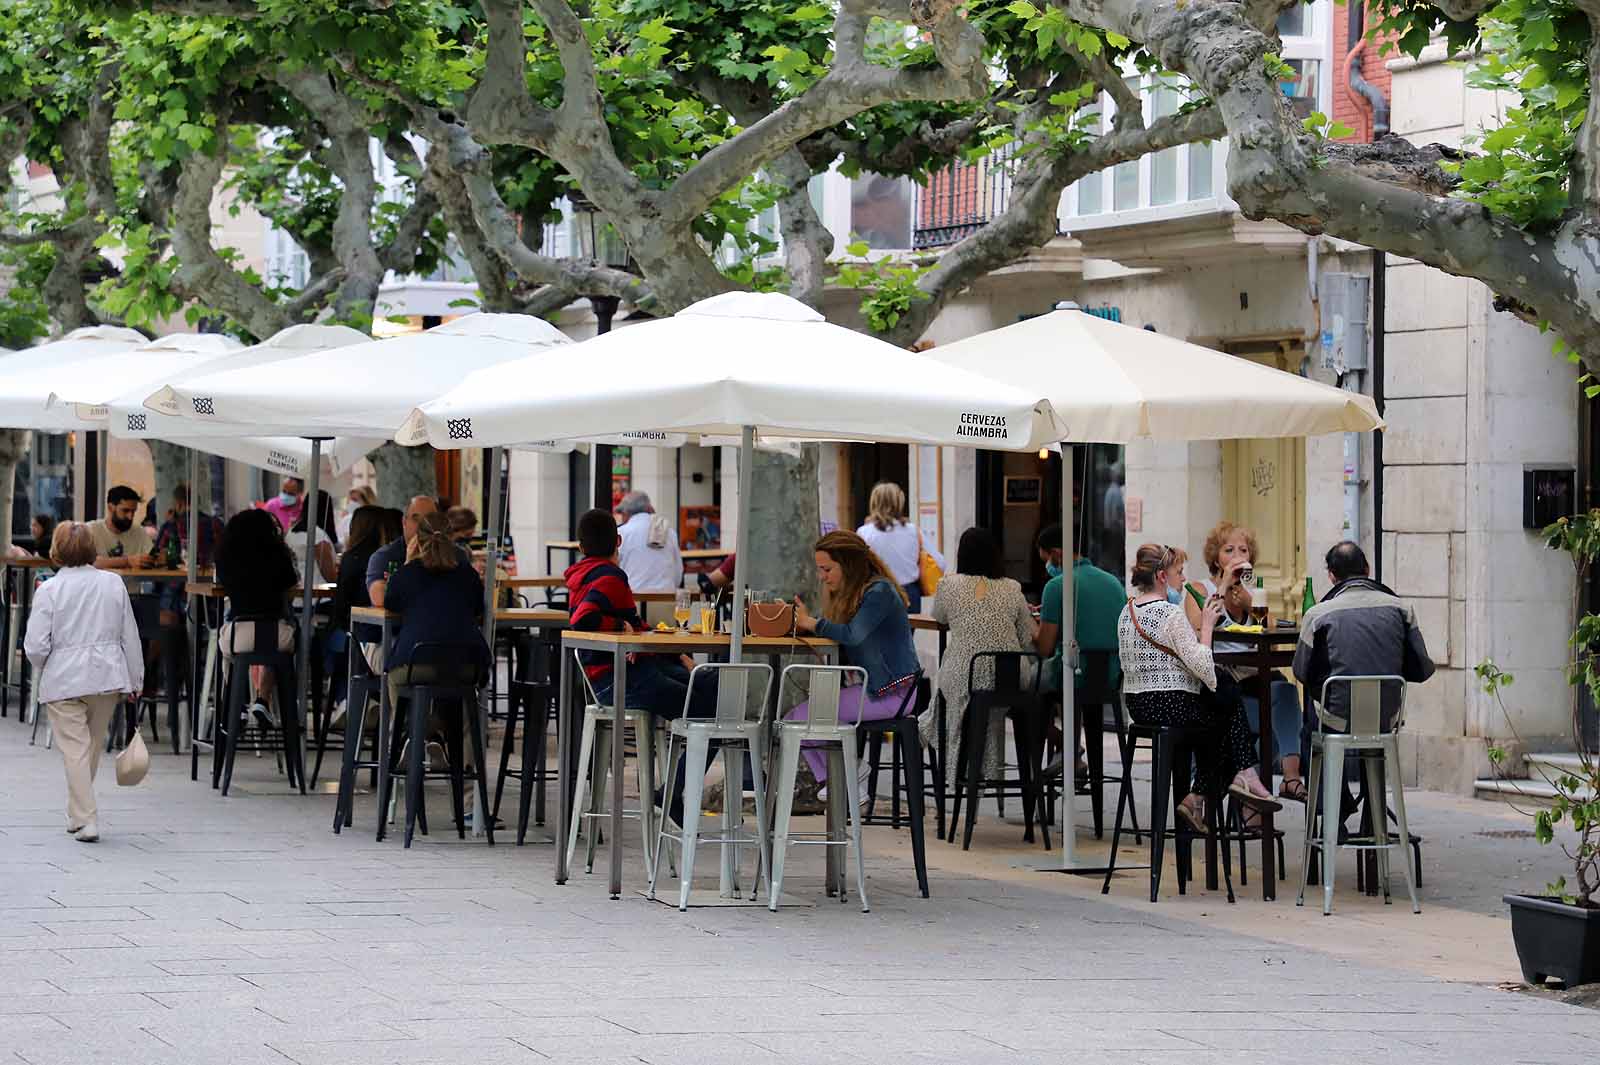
[501,575,565,589]
[4,556,54,569]
[132,567,210,581]
[908,613,942,632]
[186,581,335,599]
[560,630,836,653]
[548,540,580,551]
[495,607,569,627]
[682,548,729,560]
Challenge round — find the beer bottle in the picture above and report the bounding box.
[1301,576,1316,618]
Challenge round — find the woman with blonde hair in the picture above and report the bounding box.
[383,511,490,708]
[1118,543,1279,832]
[856,481,942,612]
[790,530,921,803]
[25,522,144,842]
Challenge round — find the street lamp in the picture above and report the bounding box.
[567,192,632,335]
[567,192,637,510]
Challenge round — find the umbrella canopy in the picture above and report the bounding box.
[109,325,382,475]
[398,292,1066,451]
[0,325,152,429]
[160,313,571,438]
[924,310,1382,442]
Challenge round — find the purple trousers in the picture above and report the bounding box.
[784,687,905,782]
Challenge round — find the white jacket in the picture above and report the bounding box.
[24,565,144,704]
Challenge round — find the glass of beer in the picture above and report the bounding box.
[674,589,692,630]
[1248,578,1269,626]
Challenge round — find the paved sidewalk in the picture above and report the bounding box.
[1,721,1595,1065]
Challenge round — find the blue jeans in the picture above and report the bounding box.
[595,658,718,822]
[1240,673,1304,769]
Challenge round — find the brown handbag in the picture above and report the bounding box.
[1127,597,1181,660]
[745,599,795,638]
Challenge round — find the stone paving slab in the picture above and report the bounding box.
[3,720,1598,1065]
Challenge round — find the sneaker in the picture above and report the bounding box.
[249,701,278,730]
[329,699,348,729]
[66,823,83,835]
[424,741,448,769]
[74,821,99,843]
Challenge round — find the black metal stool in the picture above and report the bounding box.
[1101,716,1235,904]
[383,644,493,849]
[213,616,303,797]
[332,633,385,834]
[950,651,1052,851]
[856,672,930,897]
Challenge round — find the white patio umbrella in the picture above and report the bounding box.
[924,308,1385,874]
[400,291,1067,659]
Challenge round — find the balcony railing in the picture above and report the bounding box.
[912,145,1018,250]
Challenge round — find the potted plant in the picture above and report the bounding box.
[1477,511,1600,988]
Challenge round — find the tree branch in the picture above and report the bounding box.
[883,105,1222,344]
[1068,44,1142,130]
[1574,21,1600,218]
[464,0,559,148]
[376,132,439,275]
[658,0,990,231]
[168,124,293,340]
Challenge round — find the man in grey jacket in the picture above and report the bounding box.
[1293,541,1435,827]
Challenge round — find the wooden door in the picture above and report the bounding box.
[1220,340,1306,618]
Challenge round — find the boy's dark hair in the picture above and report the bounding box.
[1036,522,1062,554]
[107,485,141,507]
[578,508,620,558]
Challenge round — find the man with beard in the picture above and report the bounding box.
[88,486,155,570]
[87,486,161,696]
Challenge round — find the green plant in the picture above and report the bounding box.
[1477,661,1597,907]
[1474,508,1600,909]
[828,240,932,333]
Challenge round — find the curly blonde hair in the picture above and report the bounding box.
[866,482,907,532]
[1202,521,1257,578]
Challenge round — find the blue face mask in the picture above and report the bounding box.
[278,492,297,506]
[1045,561,1063,579]
[1166,585,1183,605]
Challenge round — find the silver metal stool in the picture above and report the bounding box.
[1298,674,1420,915]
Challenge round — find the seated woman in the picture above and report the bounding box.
[383,511,491,708]
[791,530,920,805]
[8,513,54,560]
[216,509,298,729]
[919,527,1035,789]
[289,489,340,584]
[1200,520,1307,802]
[1118,543,1279,832]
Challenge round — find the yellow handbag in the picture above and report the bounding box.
[917,530,943,597]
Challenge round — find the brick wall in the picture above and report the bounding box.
[1330,3,1394,143]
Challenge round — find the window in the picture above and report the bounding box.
[850,173,915,250]
[1278,58,1320,120]
[1150,82,1181,206]
[1188,140,1214,200]
[1276,2,1308,37]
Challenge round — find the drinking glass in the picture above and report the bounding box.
[673,589,692,630]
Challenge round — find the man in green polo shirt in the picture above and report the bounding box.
[1035,523,1125,691]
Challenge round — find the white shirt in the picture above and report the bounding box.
[857,520,943,588]
[24,565,144,704]
[86,518,153,561]
[289,526,336,583]
[1117,599,1216,696]
[617,512,682,592]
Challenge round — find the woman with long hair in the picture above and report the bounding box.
[1118,543,1278,832]
[921,527,1036,787]
[855,481,940,613]
[290,489,339,582]
[383,511,489,709]
[25,522,143,842]
[216,508,298,729]
[789,530,920,803]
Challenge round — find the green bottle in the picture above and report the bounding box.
[1186,582,1207,609]
[1301,576,1316,617]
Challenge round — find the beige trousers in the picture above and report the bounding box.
[46,692,121,829]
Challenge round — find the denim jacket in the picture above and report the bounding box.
[814,578,919,693]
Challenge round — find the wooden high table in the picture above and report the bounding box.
[1212,625,1301,901]
[556,629,838,898]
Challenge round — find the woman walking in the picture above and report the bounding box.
[25,522,144,842]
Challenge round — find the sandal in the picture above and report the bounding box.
[1175,799,1207,835]
[1279,777,1308,803]
[1227,782,1283,813]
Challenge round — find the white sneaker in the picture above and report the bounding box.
[249,701,279,730]
[74,821,99,843]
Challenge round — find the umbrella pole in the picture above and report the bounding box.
[186,448,199,752]
[97,430,108,508]
[474,446,503,838]
[729,425,753,663]
[297,439,321,791]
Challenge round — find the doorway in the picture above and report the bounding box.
[1220,339,1307,618]
[842,443,910,532]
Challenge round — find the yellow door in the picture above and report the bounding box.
[1220,341,1307,619]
